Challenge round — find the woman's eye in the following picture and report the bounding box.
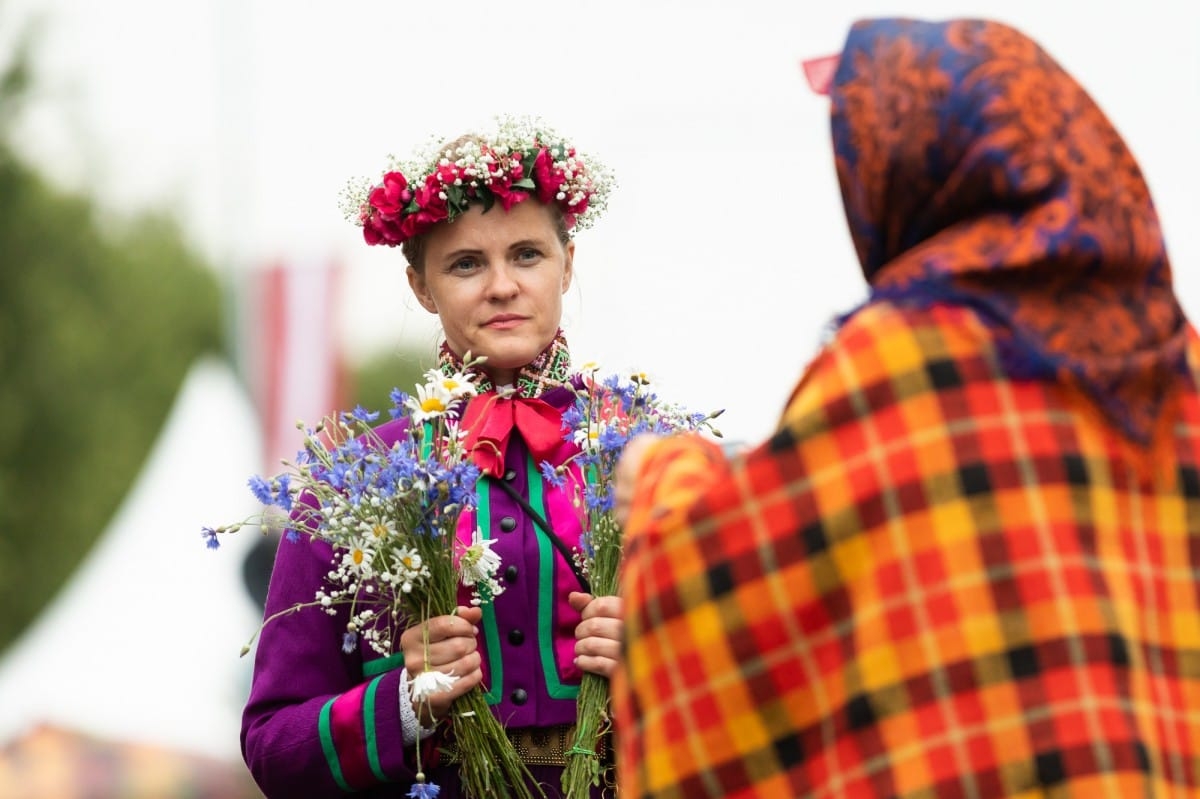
[449,257,478,273]
[516,248,540,263]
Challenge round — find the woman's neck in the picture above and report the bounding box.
[438,330,571,398]
[485,367,518,389]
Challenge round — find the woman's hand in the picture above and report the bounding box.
[400,605,484,724]
[569,592,623,679]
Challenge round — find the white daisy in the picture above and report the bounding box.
[405,381,454,423]
[339,542,376,579]
[435,369,479,400]
[459,529,502,588]
[410,669,460,703]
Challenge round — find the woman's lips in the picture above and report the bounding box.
[484,315,526,330]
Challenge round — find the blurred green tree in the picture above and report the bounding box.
[0,14,440,649]
[0,30,224,652]
[352,348,435,413]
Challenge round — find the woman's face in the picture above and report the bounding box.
[407,199,574,387]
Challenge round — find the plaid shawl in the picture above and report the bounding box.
[613,18,1200,799]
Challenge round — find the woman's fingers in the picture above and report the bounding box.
[415,653,484,724]
[571,593,625,678]
[404,611,485,724]
[574,642,622,678]
[401,610,482,673]
[454,604,484,626]
[567,591,594,613]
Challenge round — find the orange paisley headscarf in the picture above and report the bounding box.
[829,18,1189,444]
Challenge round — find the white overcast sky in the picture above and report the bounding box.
[3,0,1198,445]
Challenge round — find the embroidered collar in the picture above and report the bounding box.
[438,331,571,398]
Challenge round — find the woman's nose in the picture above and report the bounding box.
[485,264,519,298]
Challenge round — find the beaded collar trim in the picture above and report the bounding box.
[438,331,571,398]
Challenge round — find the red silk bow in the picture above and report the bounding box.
[460,392,566,477]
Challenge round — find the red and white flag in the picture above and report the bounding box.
[240,259,348,472]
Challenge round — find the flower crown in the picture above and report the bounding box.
[342,116,615,248]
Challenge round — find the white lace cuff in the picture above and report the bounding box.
[398,669,439,745]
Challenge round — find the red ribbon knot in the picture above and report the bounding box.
[461,392,566,477]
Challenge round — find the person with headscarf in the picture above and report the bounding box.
[611,17,1200,799]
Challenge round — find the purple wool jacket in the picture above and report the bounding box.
[241,382,597,798]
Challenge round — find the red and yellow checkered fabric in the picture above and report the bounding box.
[613,301,1200,798]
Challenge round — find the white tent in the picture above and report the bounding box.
[0,356,267,763]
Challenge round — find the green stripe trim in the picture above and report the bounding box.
[530,453,580,700]
[477,478,504,704]
[363,676,387,782]
[420,421,433,459]
[318,698,353,792]
[362,652,405,678]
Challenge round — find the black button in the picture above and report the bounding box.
[504,469,517,482]
[508,628,525,645]
[504,565,519,583]
[511,688,528,705]
[499,516,517,532]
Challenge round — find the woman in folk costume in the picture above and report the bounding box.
[612,17,1200,799]
[242,118,621,798]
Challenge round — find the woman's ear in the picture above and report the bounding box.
[561,240,575,294]
[407,266,438,314]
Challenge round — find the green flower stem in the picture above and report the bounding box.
[562,672,613,798]
[562,509,621,798]
[448,687,545,799]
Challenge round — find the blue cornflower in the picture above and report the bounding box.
[274,474,293,512]
[561,404,585,432]
[539,460,567,489]
[247,475,273,506]
[446,462,482,506]
[386,442,419,481]
[598,426,628,453]
[408,779,441,798]
[201,527,220,550]
[389,388,411,419]
[324,461,352,491]
[341,438,369,462]
[284,528,301,544]
[341,631,358,654]
[628,418,654,437]
[349,404,380,423]
[584,485,616,513]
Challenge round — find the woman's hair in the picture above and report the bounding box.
[402,134,572,272]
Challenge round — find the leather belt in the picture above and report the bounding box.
[442,723,609,767]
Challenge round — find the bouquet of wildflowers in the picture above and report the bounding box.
[541,368,723,799]
[204,358,541,799]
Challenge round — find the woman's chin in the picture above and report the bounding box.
[476,340,547,371]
